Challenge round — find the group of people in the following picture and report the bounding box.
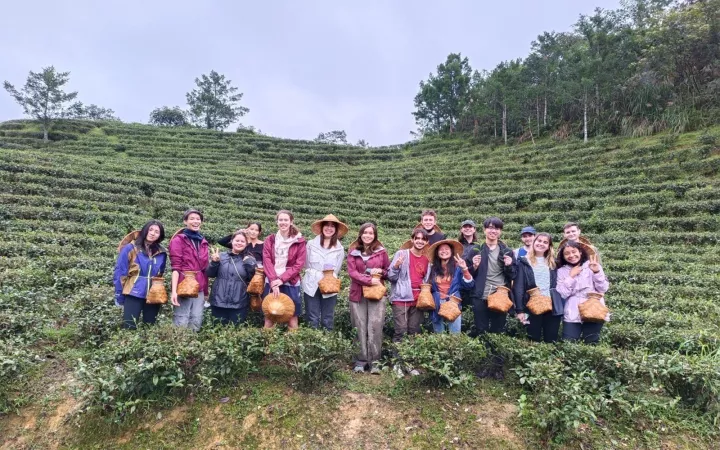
[113,209,610,375]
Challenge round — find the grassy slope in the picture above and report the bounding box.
[0,120,719,449]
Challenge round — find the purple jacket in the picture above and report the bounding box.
[262,233,307,285]
[346,245,390,302]
[169,233,210,295]
[556,261,610,323]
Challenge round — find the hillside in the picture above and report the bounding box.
[1,120,719,449]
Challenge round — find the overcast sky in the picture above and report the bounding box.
[1,0,621,146]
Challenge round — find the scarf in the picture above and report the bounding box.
[183,228,205,242]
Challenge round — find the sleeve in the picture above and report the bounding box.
[386,250,404,282]
[503,248,517,281]
[217,234,232,249]
[263,237,278,282]
[168,237,185,273]
[347,254,372,286]
[157,253,167,276]
[592,266,610,294]
[206,259,220,278]
[334,248,345,278]
[380,251,390,279]
[458,266,475,289]
[113,244,132,296]
[280,241,307,283]
[242,256,257,282]
[512,263,526,312]
[555,268,577,299]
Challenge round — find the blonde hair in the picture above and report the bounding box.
[276,209,300,237]
[527,232,556,269]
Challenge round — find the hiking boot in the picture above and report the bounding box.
[370,365,381,375]
[353,365,366,374]
[409,369,420,377]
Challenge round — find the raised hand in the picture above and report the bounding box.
[211,247,221,262]
[454,254,468,271]
[394,254,405,269]
[503,254,513,266]
[588,254,601,274]
[472,254,481,269]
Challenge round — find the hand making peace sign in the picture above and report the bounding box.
[210,247,221,262]
[588,254,601,274]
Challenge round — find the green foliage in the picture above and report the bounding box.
[149,106,189,127]
[395,334,488,387]
[697,133,717,147]
[0,338,38,413]
[186,70,249,130]
[264,328,352,391]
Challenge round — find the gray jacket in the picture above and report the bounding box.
[387,249,431,303]
[206,252,256,309]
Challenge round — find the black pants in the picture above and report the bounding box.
[472,295,507,335]
[459,288,473,311]
[304,289,337,330]
[211,305,248,326]
[527,313,562,343]
[123,295,161,329]
[562,321,603,344]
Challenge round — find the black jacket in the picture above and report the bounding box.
[512,256,564,316]
[466,240,517,300]
[206,252,256,309]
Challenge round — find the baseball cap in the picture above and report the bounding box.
[520,226,536,235]
[461,219,476,227]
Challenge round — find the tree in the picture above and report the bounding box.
[356,139,370,147]
[69,103,119,120]
[3,66,80,142]
[149,106,189,127]
[315,130,348,145]
[413,53,473,134]
[186,70,249,130]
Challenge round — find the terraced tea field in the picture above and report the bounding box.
[1,119,719,448]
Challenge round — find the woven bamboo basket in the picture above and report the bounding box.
[487,286,513,313]
[249,294,263,312]
[578,292,609,323]
[177,271,200,298]
[416,283,435,310]
[438,295,462,322]
[526,287,552,315]
[146,277,168,304]
[318,269,341,295]
[262,293,296,324]
[362,273,387,301]
[247,267,265,295]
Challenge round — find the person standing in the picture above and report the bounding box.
[346,223,390,374]
[302,214,347,330]
[427,239,474,334]
[457,219,478,311]
[113,220,167,329]
[418,210,446,245]
[467,217,517,335]
[262,210,307,330]
[169,209,210,331]
[218,221,264,262]
[514,226,536,259]
[206,230,256,325]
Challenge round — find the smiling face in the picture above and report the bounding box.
[412,232,428,251]
[563,245,582,265]
[421,215,436,231]
[277,213,292,233]
[521,233,535,247]
[184,213,202,231]
[361,226,375,245]
[246,223,260,240]
[533,235,550,256]
[564,226,580,242]
[322,222,336,239]
[461,224,476,240]
[231,234,247,253]
[437,243,452,261]
[146,225,161,243]
[484,225,501,241]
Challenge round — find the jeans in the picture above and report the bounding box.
[472,295,507,335]
[211,305,247,326]
[304,289,337,330]
[527,313,562,343]
[123,295,160,329]
[562,321,603,344]
[432,298,461,334]
[391,304,424,342]
[173,292,205,331]
[349,297,386,368]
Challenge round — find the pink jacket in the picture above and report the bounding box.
[169,233,210,295]
[347,245,390,302]
[556,261,610,323]
[262,233,307,285]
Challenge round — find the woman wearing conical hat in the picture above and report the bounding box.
[301,214,347,330]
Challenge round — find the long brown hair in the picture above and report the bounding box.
[276,209,300,237]
[350,222,381,255]
[528,232,556,269]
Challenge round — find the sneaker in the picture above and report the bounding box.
[204,301,210,308]
[409,369,420,377]
[393,365,404,379]
[353,365,365,374]
[370,365,381,375]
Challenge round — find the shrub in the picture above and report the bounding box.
[697,133,717,147]
[114,144,126,152]
[264,328,352,390]
[0,338,38,413]
[395,333,488,387]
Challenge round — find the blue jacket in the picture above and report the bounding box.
[430,266,474,323]
[113,243,167,304]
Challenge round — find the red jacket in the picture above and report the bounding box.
[347,245,390,302]
[169,233,210,295]
[262,233,307,285]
